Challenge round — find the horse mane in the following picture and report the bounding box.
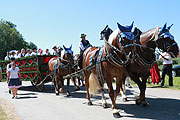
[61,49,65,59]
[108,28,120,44]
[140,27,161,43]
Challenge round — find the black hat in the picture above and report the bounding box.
[32,47,37,50]
[52,46,57,49]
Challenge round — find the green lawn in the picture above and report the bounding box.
[131,76,180,90]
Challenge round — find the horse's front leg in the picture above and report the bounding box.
[106,77,120,118]
[66,78,70,96]
[54,75,59,95]
[59,76,64,93]
[72,77,80,91]
[140,75,149,107]
[116,76,127,102]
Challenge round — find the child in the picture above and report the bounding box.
[7,62,22,99]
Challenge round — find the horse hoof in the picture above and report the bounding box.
[103,103,108,109]
[75,87,80,91]
[142,102,149,107]
[59,88,64,93]
[87,101,93,106]
[136,99,142,105]
[122,98,127,102]
[66,93,71,97]
[113,113,121,118]
[56,93,59,96]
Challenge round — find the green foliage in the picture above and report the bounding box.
[0,19,37,59]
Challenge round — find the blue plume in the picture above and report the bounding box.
[117,22,134,32]
[63,45,67,50]
[70,44,72,50]
[129,21,134,31]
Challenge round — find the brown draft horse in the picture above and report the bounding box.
[82,22,136,118]
[121,23,179,106]
[48,45,78,96]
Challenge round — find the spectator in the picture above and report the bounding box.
[159,52,173,87]
[45,49,50,55]
[4,51,10,60]
[25,49,31,57]
[31,47,38,56]
[7,57,17,94]
[20,49,26,58]
[150,62,160,84]
[7,62,22,99]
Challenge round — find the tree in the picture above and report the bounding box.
[0,19,37,59]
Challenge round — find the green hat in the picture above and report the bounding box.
[80,33,86,38]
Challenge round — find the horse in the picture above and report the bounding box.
[121,23,179,106]
[48,45,78,96]
[82,22,136,118]
[73,54,84,88]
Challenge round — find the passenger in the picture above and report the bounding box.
[45,49,50,55]
[20,49,26,58]
[31,47,38,56]
[4,51,11,60]
[52,46,58,55]
[25,48,31,57]
[15,50,21,59]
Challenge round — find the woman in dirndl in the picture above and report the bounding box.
[7,62,22,99]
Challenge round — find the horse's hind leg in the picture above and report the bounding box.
[84,73,92,105]
[140,75,149,107]
[72,77,80,91]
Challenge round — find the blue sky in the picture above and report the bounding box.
[0,0,180,54]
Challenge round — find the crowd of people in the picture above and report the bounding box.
[3,47,60,61]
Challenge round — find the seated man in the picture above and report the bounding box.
[78,33,92,69]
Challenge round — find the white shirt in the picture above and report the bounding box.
[4,56,10,60]
[159,52,173,65]
[8,67,20,79]
[25,53,31,57]
[31,52,37,56]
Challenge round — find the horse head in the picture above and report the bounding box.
[156,23,179,58]
[62,45,74,64]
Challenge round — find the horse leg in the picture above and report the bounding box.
[66,78,70,96]
[120,77,127,102]
[129,74,144,105]
[54,75,59,95]
[140,75,149,107]
[59,76,64,93]
[84,73,92,105]
[72,77,80,91]
[101,89,108,108]
[106,77,120,118]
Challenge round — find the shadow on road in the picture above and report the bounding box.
[116,97,180,120]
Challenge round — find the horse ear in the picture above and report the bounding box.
[117,22,125,32]
[63,45,67,50]
[70,44,72,49]
[160,23,167,33]
[129,21,134,31]
[167,24,173,30]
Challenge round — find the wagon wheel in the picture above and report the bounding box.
[36,76,44,92]
[31,80,36,87]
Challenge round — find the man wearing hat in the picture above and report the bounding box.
[78,33,92,69]
[52,46,58,55]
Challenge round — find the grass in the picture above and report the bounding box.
[131,76,180,90]
[0,106,8,120]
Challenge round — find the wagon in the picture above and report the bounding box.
[0,55,56,91]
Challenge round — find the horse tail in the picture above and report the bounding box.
[89,72,101,95]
